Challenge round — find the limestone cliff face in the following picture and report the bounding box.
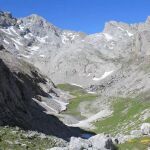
[1,11,150,86]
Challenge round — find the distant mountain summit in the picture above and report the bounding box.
[1,11,150,90]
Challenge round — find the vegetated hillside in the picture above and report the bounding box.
[0,126,67,150]
[58,84,150,135]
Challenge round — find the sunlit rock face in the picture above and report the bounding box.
[1,11,150,92]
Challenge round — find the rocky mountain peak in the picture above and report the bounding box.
[21,14,59,30]
[0,11,17,27]
[20,14,61,37]
[22,14,49,26]
[103,20,131,34]
[0,11,12,18]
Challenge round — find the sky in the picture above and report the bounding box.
[0,0,150,34]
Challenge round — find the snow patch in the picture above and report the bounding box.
[0,28,13,35]
[53,98,68,111]
[87,73,91,77]
[87,91,96,94]
[117,27,124,31]
[37,36,48,43]
[14,43,19,50]
[29,46,39,51]
[70,34,79,40]
[61,35,69,44]
[117,27,133,37]
[94,33,103,37]
[24,34,31,39]
[11,38,23,46]
[126,30,133,37]
[93,70,114,81]
[61,32,79,44]
[19,25,24,31]
[71,83,83,88]
[108,46,114,50]
[10,27,19,36]
[71,109,113,128]
[40,55,45,58]
[3,39,9,44]
[103,33,113,41]
[19,54,30,58]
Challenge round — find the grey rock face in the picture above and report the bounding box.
[0,12,118,86]
[89,57,150,98]
[1,12,150,88]
[0,14,149,94]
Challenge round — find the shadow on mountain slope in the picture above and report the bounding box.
[0,52,94,141]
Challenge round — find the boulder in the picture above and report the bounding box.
[68,134,118,150]
[141,123,150,135]
[69,137,92,150]
[89,134,107,149]
[90,134,118,150]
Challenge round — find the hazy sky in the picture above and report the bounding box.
[0,0,150,34]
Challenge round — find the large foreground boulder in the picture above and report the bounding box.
[69,137,92,150]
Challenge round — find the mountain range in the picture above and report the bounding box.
[0,11,150,149]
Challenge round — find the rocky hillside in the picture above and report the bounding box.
[0,45,84,140]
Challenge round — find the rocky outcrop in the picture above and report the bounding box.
[51,134,118,150]
[141,123,150,135]
[0,11,17,27]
